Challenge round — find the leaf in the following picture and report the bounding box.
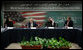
[30,36,33,41]
[22,36,26,42]
[35,37,38,41]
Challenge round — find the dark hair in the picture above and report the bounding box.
[5,17,9,24]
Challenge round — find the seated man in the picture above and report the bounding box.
[64,16,73,27]
[27,18,38,28]
[45,17,56,27]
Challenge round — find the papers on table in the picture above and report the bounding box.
[48,27,55,29]
[30,27,36,29]
[64,26,73,29]
[45,27,55,29]
[67,27,73,29]
[7,27,15,29]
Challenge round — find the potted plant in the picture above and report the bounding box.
[19,36,71,49]
[57,37,71,49]
[46,38,58,49]
[46,37,71,49]
[20,37,43,49]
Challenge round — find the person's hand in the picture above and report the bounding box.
[5,24,7,28]
[65,26,68,29]
[36,24,41,28]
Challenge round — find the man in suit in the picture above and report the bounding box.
[27,18,38,28]
[45,17,56,27]
[64,17,73,27]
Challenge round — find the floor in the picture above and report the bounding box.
[5,43,82,49]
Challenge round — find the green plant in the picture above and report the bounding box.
[35,37,46,46]
[19,36,71,49]
[30,36,33,42]
[45,38,58,48]
[45,37,71,49]
[20,36,28,46]
[20,36,45,46]
[57,37,71,48]
[26,37,41,46]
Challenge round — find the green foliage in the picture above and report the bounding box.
[19,36,71,49]
[57,37,71,48]
[45,38,58,48]
[35,37,47,47]
[45,37,71,48]
[30,36,33,42]
[20,36,28,46]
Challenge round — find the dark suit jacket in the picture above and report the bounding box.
[27,21,38,28]
[45,21,56,27]
[64,20,73,27]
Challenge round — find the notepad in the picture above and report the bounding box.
[48,27,54,29]
[30,27,36,29]
[7,27,14,29]
[67,27,73,29]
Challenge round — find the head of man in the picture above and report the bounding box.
[67,16,71,21]
[48,17,54,22]
[29,18,34,23]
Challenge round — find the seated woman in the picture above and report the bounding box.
[4,17,14,27]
